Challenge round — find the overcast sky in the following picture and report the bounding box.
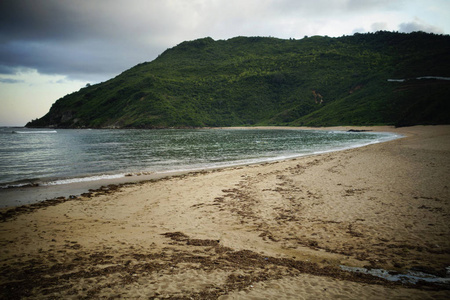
[1,0,449,126]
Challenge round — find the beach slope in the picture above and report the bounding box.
[1,126,449,299]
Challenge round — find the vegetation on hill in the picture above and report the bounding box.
[26,31,450,128]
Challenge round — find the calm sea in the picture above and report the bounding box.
[0,127,401,206]
[0,127,402,188]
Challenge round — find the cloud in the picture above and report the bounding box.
[399,18,444,34]
[0,0,173,81]
[0,0,447,84]
[0,78,24,84]
[371,22,389,32]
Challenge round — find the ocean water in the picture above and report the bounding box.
[0,127,401,190]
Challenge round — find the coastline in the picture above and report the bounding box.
[0,126,401,208]
[1,125,449,299]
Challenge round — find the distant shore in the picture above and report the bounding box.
[1,125,449,299]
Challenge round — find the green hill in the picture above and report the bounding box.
[26,31,450,128]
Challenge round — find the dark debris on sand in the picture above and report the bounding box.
[2,231,435,299]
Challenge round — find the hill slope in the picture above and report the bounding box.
[26,31,450,128]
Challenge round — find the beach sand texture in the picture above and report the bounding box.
[1,125,449,299]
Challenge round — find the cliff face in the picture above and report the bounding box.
[26,32,450,128]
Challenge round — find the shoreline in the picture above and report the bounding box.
[0,125,402,208]
[1,125,449,299]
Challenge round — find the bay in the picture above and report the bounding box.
[0,127,401,207]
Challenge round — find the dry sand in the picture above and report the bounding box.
[1,125,449,299]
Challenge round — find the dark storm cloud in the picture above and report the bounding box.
[0,0,170,81]
[0,0,90,42]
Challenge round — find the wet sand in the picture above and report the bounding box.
[1,125,449,299]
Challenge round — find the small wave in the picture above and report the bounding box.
[314,133,402,153]
[388,76,450,82]
[42,174,126,186]
[1,172,156,189]
[387,79,406,82]
[1,181,40,189]
[43,172,157,185]
[417,76,450,81]
[13,130,57,134]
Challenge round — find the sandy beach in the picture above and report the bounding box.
[1,125,449,299]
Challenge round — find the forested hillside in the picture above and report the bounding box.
[26,31,450,128]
